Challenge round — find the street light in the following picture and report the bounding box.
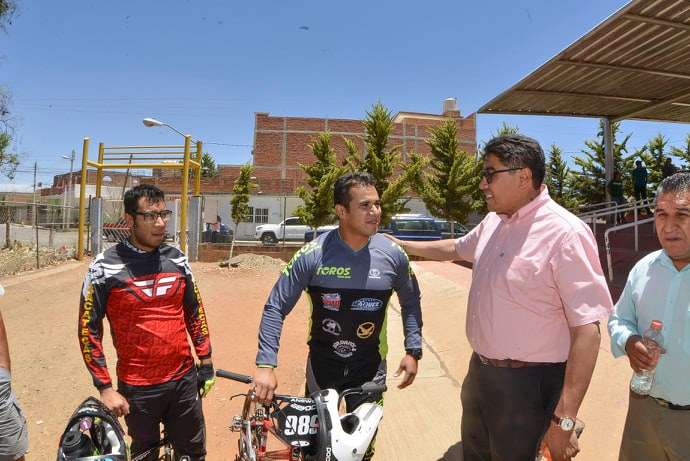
[142,117,200,259]
[143,118,196,143]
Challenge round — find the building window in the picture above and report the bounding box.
[250,207,269,223]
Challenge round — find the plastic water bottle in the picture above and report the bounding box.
[630,320,664,395]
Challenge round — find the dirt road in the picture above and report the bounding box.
[0,257,630,460]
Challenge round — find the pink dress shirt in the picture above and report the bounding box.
[455,186,613,362]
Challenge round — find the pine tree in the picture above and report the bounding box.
[571,121,632,206]
[200,152,218,178]
[545,144,580,210]
[293,131,344,234]
[418,118,483,231]
[644,133,669,192]
[342,101,426,225]
[670,133,690,171]
[229,164,255,259]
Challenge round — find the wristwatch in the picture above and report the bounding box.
[551,415,576,432]
[406,348,423,360]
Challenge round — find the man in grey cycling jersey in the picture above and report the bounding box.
[252,172,424,460]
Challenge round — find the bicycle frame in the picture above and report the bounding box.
[234,391,307,460]
[131,433,176,461]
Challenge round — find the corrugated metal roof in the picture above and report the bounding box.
[479,0,690,124]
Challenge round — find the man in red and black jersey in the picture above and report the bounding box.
[78,184,214,461]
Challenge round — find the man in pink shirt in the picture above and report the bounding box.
[391,134,613,461]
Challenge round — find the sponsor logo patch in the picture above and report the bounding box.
[351,298,383,312]
[368,268,381,278]
[333,340,357,358]
[357,322,376,339]
[322,318,342,336]
[321,293,341,311]
[131,275,179,298]
[316,266,351,279]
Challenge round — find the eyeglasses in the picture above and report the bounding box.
[130,210,173,224]
[480,167,522,184]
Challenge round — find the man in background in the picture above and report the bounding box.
[661,157,677,179]
[608,173,690,460]
[632,160,652,214]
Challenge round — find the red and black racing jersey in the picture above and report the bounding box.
[79,240,211,389]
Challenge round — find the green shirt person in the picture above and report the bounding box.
[608,171,626,224]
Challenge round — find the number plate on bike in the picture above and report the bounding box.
[274,396,318,448]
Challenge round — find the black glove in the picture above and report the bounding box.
[196,363,215,398]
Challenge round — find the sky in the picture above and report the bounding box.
[2,0,690,190]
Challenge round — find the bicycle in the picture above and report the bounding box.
[56,396,188,461]
[216,369,387,461]
[131,430,187,461]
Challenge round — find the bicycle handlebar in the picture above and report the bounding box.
[216,369,253,384]
[216,369,387,399]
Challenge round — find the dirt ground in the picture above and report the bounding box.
[0,256,311,461]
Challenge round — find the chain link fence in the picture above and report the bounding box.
[0,200,79,276]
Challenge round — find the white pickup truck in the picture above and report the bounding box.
[254,216,311,245]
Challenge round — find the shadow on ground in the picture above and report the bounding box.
[438,441,463,460]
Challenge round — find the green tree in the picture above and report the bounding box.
[293,132,345,235]
[643,133,670,192]
[570,121,632,206]
[228,164,255,259]
[1,2,20,180]
[545,144,580,210]
[342,101,426,225]
[670,133,690,171]
[492,122,520,137]
[200,152,218,178]
[418,118,483,232]
[0,0,19,32]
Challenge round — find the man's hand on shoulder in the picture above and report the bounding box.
[99,387,130,417]
[252,367,278,405]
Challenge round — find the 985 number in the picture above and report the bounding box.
[283,415,318,436]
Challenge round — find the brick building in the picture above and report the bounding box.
[248,98,476,195]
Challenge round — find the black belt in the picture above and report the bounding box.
[651,396,690,411]
[477,354,554,369]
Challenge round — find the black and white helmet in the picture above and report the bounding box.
[56,397,129,461]
[311,383,385,461]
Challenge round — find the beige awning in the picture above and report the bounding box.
[479,0,690,125]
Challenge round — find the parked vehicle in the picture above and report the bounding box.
[378,214,442,241]
[254,216,311,245]
[434,219,468,239]
[304,224,339,242]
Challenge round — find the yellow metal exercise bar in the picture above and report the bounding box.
[77,136,201,260]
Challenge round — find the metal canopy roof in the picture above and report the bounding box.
[479,0,690,124]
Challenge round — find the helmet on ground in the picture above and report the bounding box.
[56,396,129,461]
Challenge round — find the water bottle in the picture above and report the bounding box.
[61,430,95,458]
[630,320,664,395]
